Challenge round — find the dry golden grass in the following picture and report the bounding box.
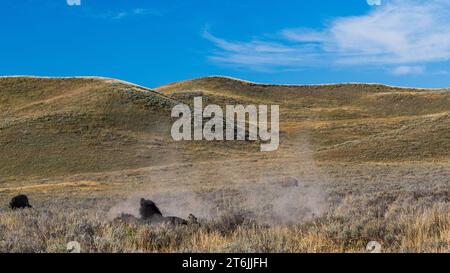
[0,76,449,253]
[158,76,450,162]
[0,203,449,253]
[0,181,106,194]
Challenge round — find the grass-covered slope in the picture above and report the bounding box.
[1,75,448,178]
[157,76,450,162]
[0,77,179,178]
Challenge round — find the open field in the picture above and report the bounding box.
[0,76,449,252]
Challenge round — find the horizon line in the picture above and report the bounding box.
[1,74,449,91]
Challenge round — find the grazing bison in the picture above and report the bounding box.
[279,177,299,188]
[9,194,32,210]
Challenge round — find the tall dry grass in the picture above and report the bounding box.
[0,203,448,253]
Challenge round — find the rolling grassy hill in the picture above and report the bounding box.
[0,76,449,253]
[157,76,450,162]
[0,76,262,180]
[0,75,448,179]
[0,77,181,178]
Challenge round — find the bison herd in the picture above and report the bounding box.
[7,194,197,227]
[6,176,300,225]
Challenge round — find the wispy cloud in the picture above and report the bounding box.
[64,0,161,19]
[367,0,382,6]
[83,7,165,20]
[110,8,164,20]
[66,0,81,6]
[391,65,425,76]
[205,0,450,73]
[203,30,325,71]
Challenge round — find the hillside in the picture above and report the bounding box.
[0,75,448,181]
[157,76,450,162]
[0,77,185,178]
[1,76,449,253]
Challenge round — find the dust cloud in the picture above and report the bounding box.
[108,134,329,225]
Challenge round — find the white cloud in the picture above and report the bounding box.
[326,0,450,65]
[66,0,81,6]
[435,70,450,75]
[205,0,450,72]
[391,66,425,75]
[367,0,382,6]
[113,12,128,20]
[111,8,163,20]
[203,31,322,70]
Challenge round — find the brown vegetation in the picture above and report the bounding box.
[0,76,449,253]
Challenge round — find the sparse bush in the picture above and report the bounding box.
[0,200,449,253]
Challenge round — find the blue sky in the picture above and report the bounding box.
[1,0,450,88]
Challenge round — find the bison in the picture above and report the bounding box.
[279,177,299,188]
[139,198,163,220]
[139,198,189,225]
[9,194,32,210]
[114,198,197,226]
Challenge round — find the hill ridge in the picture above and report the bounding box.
[1,75,449,91]
[158,75,450,91]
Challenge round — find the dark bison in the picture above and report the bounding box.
[9,194,32,210]
[139,198,163,220]
[139,198,188,225]
[115,198,196,226]
[279,177,299,188]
